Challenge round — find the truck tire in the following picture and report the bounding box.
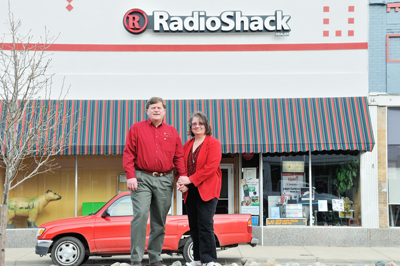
[183,237,194,262]
[51,236,86,266]
[82,254,90,264]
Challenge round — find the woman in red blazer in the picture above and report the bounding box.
[177,112,222,266]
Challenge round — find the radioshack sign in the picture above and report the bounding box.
[123,9,291,36]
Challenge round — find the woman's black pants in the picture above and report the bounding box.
[185,186,218,263]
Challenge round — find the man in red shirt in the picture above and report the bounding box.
[123,97,187,266]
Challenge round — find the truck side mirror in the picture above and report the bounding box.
[101,209,110,218]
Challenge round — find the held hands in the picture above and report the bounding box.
[176,183,188,193]
[177,176,192,193]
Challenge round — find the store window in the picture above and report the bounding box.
[262,151,361,227]
[1,156,76,228]
[3,153,186,227]
[77,155,124,216]
[262,153,310,226]
[388,108,400,227]
[310,151,360,226]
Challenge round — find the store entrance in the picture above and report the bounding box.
[181,164,234,214]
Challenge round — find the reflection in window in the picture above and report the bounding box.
[262,151,361,227]
[262,153,309,226]
[108,196,133,216]
[311,151,360,227]
[388,108,400,227]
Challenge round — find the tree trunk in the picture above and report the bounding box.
[1,172,10,266]
[1,197,8,266]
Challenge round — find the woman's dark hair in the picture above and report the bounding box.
[187,112,212,137]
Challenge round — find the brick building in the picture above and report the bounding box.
[369,1,400,231]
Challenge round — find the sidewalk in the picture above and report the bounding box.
[5,245,400,266]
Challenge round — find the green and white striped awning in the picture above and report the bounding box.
[0,97,374,155]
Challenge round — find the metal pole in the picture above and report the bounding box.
[75,155,78,217]
[238,154,242,212]
[309,150,312,226]
[259,153,264,246]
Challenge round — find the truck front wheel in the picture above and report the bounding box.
[51,236,86,266]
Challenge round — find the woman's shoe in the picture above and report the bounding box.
[186,261,202,266]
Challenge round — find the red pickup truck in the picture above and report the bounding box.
[35,192,258,266]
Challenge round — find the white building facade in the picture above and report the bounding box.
[1,0,387,247]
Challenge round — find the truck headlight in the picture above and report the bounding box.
[36,228,45,237]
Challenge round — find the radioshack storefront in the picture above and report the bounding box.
[1,96,375,246]
[0,0,376,246]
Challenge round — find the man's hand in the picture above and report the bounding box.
[127,178,138,191]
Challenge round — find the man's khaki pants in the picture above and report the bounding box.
[130,170,174,264]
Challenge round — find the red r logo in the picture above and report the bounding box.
[128,15,140,29]
[123,9,148,34]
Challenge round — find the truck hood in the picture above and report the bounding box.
[39,215,95,228]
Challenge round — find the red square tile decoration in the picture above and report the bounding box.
[336,30,342,37]
[67,0,73,3]
[323,18,329,24]
[349,6,355,12]
[348,18,354,24]
[324,6,330,12]
[323,31,329,37]
[66,4,73,11]
[348,30,354,36]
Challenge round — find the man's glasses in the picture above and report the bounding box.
[192,122,204,127]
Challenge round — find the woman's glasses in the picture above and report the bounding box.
[192,122,204,127]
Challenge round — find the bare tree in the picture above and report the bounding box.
[0,4,79,265]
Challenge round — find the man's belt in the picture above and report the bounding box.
[139,170,172,177]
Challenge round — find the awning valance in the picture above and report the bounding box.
[0,97,374,155]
